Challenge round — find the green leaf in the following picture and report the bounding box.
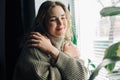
[88,56,120,80]
[104,42,120,72]
[90,64,96,68]
[105,63,115,72]
[100,7,120,17]
[88,59,92,63]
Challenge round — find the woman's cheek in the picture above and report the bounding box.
[47,23,56,32]
[48,22,56,27]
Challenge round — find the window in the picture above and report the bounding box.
[75,0,120,80]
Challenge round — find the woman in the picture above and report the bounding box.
[13,1,88,80]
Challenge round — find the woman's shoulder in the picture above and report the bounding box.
[19,45,50,63]
[63,40,76,46]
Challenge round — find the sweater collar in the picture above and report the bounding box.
[47,34,64,50]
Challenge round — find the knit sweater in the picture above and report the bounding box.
[13,35,88,80]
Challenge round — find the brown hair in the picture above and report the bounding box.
[32,0,72,41]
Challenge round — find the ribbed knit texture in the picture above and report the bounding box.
[13,34,88,80]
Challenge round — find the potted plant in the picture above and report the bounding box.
[89,41,120,80]
[89,1,120,79]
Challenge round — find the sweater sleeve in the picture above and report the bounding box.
[56,51,88,80]
[13,47,61,80]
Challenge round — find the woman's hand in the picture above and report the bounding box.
[28,32,59,59]
[63,43,80,58]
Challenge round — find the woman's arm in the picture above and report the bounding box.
[28,32,80,59]
[28,32,88,80]
[28,32,60,59]
[13,32,62,80]
[56,42,88,80]
[56,51,88,80]
[13,46,62,80]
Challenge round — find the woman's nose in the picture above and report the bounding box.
[57,18,62,25]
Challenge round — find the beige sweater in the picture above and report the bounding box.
[13,35,88,80]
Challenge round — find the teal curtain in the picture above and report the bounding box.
[71,17,77,45]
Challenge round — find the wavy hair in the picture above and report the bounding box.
[31,0,72,41]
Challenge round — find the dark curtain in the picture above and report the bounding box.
[0,0,5,80]
[5,0,35,80]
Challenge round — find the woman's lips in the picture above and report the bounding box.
[56,28,64,31]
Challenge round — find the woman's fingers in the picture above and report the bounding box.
[27,39,41,47]
[28,39,40,43]
[27,32,49,48]
[65,43,70,46]
[30,32,42,37]
[28,43,39,47]
[63,42,80,58]
[29,34,41,40]
[29,32,48,41]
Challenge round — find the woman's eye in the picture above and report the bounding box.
[49,18,56,22]
[61,17,66,20]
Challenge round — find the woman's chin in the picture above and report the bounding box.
[54,34,65,38]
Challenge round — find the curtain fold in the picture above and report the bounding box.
[5,0,35,80]
[0,0,5,80]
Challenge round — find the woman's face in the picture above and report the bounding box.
[47,5,67,38]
